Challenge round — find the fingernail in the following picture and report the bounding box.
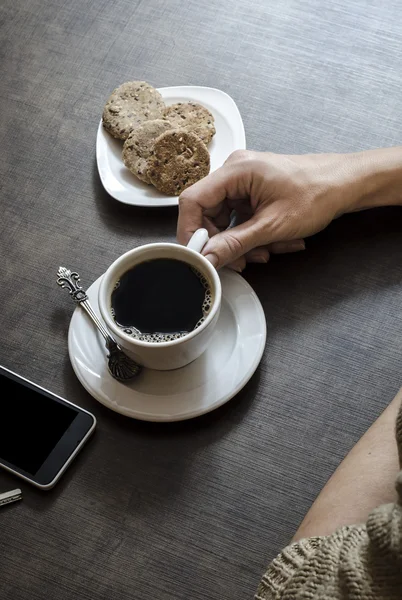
[229,264,243,273]
[250,254,269,263]
[288,241,306,252]
[204,253,219,268]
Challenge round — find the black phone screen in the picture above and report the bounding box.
[0,373,79,475]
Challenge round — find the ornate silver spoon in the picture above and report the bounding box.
[57,267,141,381]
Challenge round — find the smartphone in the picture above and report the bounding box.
[0,365,96,489]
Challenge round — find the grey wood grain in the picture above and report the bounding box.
[1,0,402,598]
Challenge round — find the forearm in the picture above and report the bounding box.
[293,388,402,541]
[344,147,402,211]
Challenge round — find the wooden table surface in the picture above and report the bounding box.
[2,0,402,598]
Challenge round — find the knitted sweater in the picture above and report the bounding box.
[256,405,402,599]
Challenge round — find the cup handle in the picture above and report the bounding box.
[186,228,209,254]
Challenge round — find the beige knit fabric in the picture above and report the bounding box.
[256,405,402,599]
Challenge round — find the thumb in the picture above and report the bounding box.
[202,217,265,269]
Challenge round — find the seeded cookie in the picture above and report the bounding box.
[163,102,216,144]
[122,120,173,183]
[148,130,210,196]
[102,81,165,140]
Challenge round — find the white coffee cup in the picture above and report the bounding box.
[98,229,221,370]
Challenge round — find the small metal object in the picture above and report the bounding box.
[0,488,22,508]
[57,267,141,381]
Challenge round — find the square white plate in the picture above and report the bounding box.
[96,86,246,208]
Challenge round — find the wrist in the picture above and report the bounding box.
[340,147,402,212]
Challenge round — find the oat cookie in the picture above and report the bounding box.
[122,120,172,183]
[148,130,210,196]
[102,81,165,140]
[163,102,216,144]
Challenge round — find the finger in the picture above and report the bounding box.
[204,201,231,222]
[245,247,270,263]
[203,215,221,239]
[177,196,204,245]
[202,216,265,269]
[177,161,252,245]
[227,256,247,272]
[204,204,232,231]
[205,214,247,273]
[243,240,305,265]
[268,240,305,253]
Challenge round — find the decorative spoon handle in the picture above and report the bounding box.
[56,267,110,341]
[57,267,142,381]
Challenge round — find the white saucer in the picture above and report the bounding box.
[68,270,266,422]
[96,86,246,208]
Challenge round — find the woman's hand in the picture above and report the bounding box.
[177,148,402,270]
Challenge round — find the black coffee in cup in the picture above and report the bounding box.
[111,258,213,343]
